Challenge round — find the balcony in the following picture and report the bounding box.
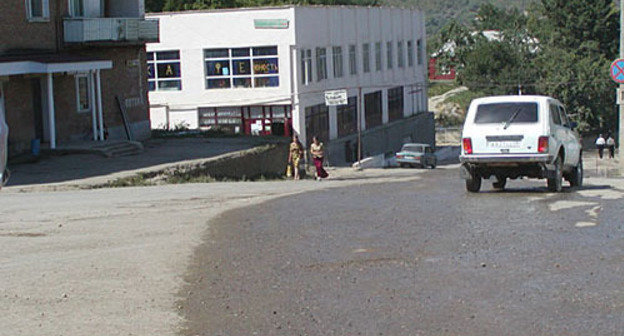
[64,18,159,44]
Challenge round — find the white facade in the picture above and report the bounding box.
[147,6,427,146]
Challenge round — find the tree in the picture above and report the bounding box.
[528,0,619,131]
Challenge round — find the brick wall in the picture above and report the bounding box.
[0,0,66,53]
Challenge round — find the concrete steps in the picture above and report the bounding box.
[91,141,144,158]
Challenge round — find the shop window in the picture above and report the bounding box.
[362,43,371,73]
[26,0,49,21]
[204,46,279,90]
[301,49,313,85]
[305,104,329,144]
[316,47,327,81]
[349,44,357,75]
[388,86,404,122]
[337,96,357,138]
[147,50,182,91]
[375,42,382,72]
[386,41,393,69]
[332,46,343,78]
[75,74,90,113]
[407,41,414,67]
[397,41,405,68]
[365,91,382,129]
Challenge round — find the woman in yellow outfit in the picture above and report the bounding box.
[288,134,304,180]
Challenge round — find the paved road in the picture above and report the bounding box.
[181,169,624,336]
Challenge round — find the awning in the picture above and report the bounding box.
[0,53,112,76]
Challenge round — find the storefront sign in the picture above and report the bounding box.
[254,19,289,29]
[324,89,348,106]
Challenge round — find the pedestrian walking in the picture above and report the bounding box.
[288,134,304,180]
[310,135,329,180]
[595,134,606,159]
[607,135,616,159]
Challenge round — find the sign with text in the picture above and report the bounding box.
[324,89,348,106]
[254,19,289,29]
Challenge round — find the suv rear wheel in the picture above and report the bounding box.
[466,170,482,192]
[492,176,507,190]
[547,156,563,192]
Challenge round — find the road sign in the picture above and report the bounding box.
[324,89,348,106]
[617,88,624,105]
[610,59,624,83]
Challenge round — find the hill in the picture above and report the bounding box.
[389,0,535,34]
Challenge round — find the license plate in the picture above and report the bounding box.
[487,141,520,148]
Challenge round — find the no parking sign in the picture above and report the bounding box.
[610,59,624,84]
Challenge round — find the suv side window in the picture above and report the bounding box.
[558,106,569,127]
[550,104,562,125]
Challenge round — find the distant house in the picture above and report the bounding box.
[147,6,435,164]
[0,0,159,155]
[428,58,456,81]
[428,30,507,82]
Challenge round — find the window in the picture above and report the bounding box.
[147,50,182,91]
[417,39,423,65]
[305,104,329,144]
[301,49,312,85]
[397,41,405,68]
[332,46,343,78]
[386,41,393,69]
[69,0,84,17]
[362,43,371,73]
[365,91,382,129]
[26,0,49,20]
[375,42,382,71]
[316,47,327,81]
[75,74,90,113]
[388,86,404,121]
[550,105,562,125]
[204,46,279,89]
[337,96,357,137]
[349,44,357,75]
[474,103,539,124]
[558,106,569,127]
[407,41,414,67]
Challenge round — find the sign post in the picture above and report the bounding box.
[610,58,624,173]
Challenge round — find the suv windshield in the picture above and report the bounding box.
[474,102,538,124]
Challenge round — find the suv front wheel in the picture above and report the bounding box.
[568,156,583,188]
[547,156,563,192]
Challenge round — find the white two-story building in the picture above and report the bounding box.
[147,5,433,164]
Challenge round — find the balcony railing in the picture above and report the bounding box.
[64,18,159,44]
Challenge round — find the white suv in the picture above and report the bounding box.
[460,95,583,192]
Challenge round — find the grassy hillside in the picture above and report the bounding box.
[385,0,535,34]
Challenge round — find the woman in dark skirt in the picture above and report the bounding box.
[310,135,329,180]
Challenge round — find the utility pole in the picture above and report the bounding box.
[620,0,624,172]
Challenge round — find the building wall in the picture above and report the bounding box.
[147,8,296,110]
[293,6,428,145]
[0,0,59,53]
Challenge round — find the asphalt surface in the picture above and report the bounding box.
[181,168,624,336]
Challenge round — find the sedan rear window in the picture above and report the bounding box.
[474,102,538,124]
[402,145,424,152]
